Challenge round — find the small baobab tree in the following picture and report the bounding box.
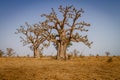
[6,48,15,57]
[41,5,93,60]
[105,51,110,56]
[15,22,48,58]
[73,49,79,57]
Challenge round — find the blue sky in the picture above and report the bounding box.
[0,0,120,56]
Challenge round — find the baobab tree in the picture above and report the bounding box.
[15,22,48,58]
[105,51,110,56]
[41,5,93,60]
[73,49,79,57]
[6,48,15,57]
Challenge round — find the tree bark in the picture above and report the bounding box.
[57,43,60,59]
[34,48,40,58]
[57,42,67,60]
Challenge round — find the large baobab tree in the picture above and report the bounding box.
[16,22,48,58]
[41,5,93,60]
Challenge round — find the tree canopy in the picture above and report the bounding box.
[40,5,92,59]
[16,5,92,59]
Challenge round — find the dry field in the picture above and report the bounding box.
[0,56,120,80]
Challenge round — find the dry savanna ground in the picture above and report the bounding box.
[0,56,120,80]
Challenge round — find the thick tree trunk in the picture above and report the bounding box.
[57,43,60,59]
[34,48,40,58]
[57,42,67,60]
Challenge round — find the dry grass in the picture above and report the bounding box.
[0,56,120,80]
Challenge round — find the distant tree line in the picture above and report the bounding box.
[0,48,15,57]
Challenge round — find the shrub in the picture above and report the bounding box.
[107,57,112,63]
[79,54,84,58]
[68,54,73,60]
[0,50,4,57]
[96,54,99,58]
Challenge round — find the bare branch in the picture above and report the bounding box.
[15,22,50,58]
